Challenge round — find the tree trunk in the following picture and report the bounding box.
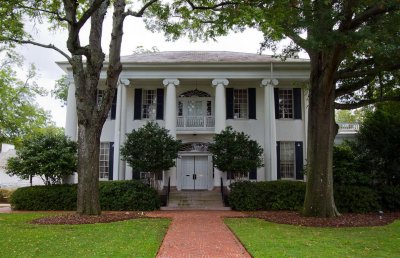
[303,52,341,217]
[76,122,102,215]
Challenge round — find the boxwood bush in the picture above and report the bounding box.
[10,180,160,211]
[334,185,380,213]
[379,185,400,211]
[229,180,306,211]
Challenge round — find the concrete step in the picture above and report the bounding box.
[166,190,227,210]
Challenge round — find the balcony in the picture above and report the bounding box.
[177,116,215,131]
[337,122,360,134]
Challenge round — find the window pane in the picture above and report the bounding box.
[280,142,295,179]
[99,142,109,179]
[279,89,294,119]
[233,89,248,119]
[142,90,157,119]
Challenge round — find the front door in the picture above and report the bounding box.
[181,156,208,190]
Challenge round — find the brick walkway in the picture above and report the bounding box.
[147,211,251,258]
[0,204,11,213]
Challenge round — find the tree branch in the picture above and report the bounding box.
[16,4,71,23]
[347,4,397,31]
[335,58,375,80]
[124,0,158,17]
[184,0,239,10]
[335,77,373,98]
[336,62,400,80]
[335,96,400,110]
[76,0,108,31]
[4,38,71,61]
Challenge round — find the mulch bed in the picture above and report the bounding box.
[31,211,146,225]
[248,211,400,227]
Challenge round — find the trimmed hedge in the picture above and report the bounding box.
[380,185,400,212]
[229,181,306,211]
[10,180,160,211]
[334,185,380,213]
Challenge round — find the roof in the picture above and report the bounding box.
[120,51,309,64]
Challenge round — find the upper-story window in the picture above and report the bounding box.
[278,89,294,119]
[274,88,302,120]
[233,89,248,119]
[142,89,157,119]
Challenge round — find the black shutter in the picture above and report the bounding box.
[108,142,114,180]
[110,88,117,120]
[293,88,302,119]
[249,168,257,180]
[295,141,304,180]
[156,88,164,120]
[248,88,256,119]
[134,89,142,120]
[226,88,234,119]
[274,88,279,119]
[276,141,281,179]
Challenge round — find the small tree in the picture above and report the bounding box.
[209,127,263,180]
[120,122,182,190]
[6,129,77,185]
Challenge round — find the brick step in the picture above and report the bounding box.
[166,190,227,210]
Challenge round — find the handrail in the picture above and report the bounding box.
[220,177,226,206]
[166,176,171,205]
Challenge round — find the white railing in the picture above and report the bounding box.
[177,116,215,129]
[338,122,360,133]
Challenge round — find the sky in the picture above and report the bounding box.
[16,15,290,128]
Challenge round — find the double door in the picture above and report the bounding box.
[181,156,208,190]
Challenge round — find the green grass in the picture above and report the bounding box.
[0,213,170,258]
[225,218,400,258]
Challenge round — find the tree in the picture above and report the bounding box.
[120,122,182,190]
[1,0,160,215]
[51,75,68,106]
[0,50,52,147]
[352,102,400,187]
[209,127,263,180]
[6,128,77,185]
[146,1,400,217]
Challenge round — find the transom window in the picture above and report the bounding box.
[279,89,294,118]
[142,90,157,119]
[280,142,295,179]
[233,89,248,119]
[99,142,110,180]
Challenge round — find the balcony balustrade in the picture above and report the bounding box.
[177,116,215,130]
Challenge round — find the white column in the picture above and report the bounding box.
[163,79,180,138]
[261,79,279,181]
[65,80,77,141]
[113,77,129,180]
[212,79,229,133]
[119,79,129,180]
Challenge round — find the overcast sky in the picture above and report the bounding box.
[17,15,288,128]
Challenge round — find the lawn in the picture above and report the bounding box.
[0,213,170,258]
[225,218,400,258]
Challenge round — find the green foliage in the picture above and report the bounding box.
[10,184,77,210]
[100,181,160,211]
[6,130,77,185]
[380,185,400,212]
[0,189,15,203]
[10,181,161,211]
[334,185,380,213]
[0,51,51,146]
[51,75,68,106]
[229,181,306,211]
[121,122,182,178]
[209,127,263,178]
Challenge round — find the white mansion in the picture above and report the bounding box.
[61,51,311,190]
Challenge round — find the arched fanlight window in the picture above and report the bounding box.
[180,142,210,152]
[179,89,211,98]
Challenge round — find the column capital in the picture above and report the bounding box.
[212,78,229,87]
[119,78,130,86]
[261,78,279,87]
[163,78,180,87]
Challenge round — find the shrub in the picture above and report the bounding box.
[0,189,15,203]
[10,184,77,210]
[10,181,160,211]
[380,185,400,211]
[334,185,380,213]
[100,181,160,211]
[229,181,306,211]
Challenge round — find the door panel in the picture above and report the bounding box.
[194,156,208,189]
[181,156,208,190]
[182,156,194,190]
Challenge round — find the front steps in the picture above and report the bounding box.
[162,190,230,210]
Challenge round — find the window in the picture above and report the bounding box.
[233,89,248,119]
[279,89,294,118]
[280,142,295,179]
[99,142,110,180]
[142,90,157,119]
